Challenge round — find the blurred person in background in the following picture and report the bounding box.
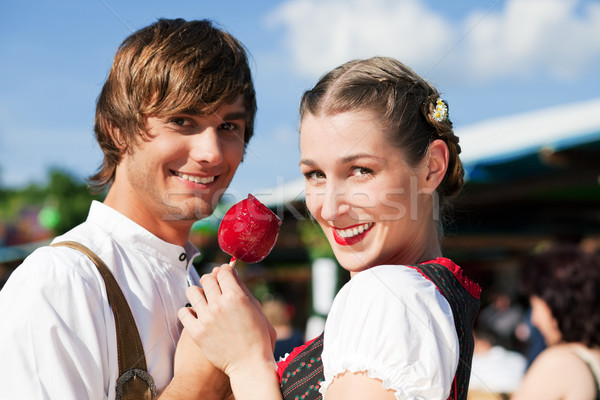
[261,296,306,361]
[468,326,526,399]
[512,244,600,400]
[477,290,524,350]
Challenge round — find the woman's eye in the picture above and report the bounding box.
[351,167,373,177]
[304,170,325,182]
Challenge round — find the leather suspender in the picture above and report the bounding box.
[51,241,156,399]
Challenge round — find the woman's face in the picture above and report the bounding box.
[530,296,562,346]
[299,110,436,275]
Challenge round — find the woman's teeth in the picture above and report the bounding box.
[336,223,373,238]
[176,172,215,184]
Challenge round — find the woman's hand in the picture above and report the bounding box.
[178,265,276,376]
[177,265,283,400]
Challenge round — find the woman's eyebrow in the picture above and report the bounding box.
[300,153,383,167]
[337,153,383,163]
[299,158,316,167]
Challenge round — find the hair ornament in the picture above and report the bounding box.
[432,98,448,122]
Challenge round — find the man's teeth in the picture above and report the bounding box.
[176,172,215,184]
[336,223,373,238]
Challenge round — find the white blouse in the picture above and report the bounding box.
[319,264,459,399]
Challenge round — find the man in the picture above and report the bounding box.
[0,18,256,399]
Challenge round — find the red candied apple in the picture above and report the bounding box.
[218,194,282,264]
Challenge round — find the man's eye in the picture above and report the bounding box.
[169,117,190,126]
[220,122,238,131]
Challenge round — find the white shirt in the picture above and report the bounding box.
[469,346,527,394]
[0,201,200,399]
[319,265,459,400]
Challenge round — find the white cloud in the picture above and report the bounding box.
[267,0,600,83]
[266,0,455,78]
[463,0,600,81]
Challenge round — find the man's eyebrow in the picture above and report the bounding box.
[176,108,246,121]
[220,111,246,121]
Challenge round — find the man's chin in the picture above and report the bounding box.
[160,202,215,222]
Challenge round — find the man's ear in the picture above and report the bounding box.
[107,122,127,151]
[422,139,449,193]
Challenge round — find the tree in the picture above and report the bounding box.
[0,168,104,241]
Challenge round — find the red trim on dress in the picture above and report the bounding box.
[276,335,319,382]
[418,257,482,299]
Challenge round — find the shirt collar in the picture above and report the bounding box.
[87,200,200,267]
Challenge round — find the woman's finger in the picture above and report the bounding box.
[218,265,264,311]
[185,285,207,310]
[178,306,197,328]
[179,286,206,329]
[216,265,246,294]
[200,272,222,303]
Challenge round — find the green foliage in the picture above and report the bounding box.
[297,219,335,260]
[0,168,104,237]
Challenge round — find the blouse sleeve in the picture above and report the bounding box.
[319,265,459,399]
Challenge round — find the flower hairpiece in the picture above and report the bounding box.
[432,98,448,122]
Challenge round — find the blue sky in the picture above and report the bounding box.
[1,0,599,201]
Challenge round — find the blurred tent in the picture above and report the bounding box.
[451,98,600,247]
[0,246,28,264]
[0,240,50,264]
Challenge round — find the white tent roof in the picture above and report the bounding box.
[459,97,600,166]
[254,176,306,208]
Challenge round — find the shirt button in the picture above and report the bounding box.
[179,253,187,261]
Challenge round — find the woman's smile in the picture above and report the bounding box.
[331,222,375,245]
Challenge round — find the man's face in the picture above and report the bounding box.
[119,96,247,225]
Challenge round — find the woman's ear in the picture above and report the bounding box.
[422,139,449,193]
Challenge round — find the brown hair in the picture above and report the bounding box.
[299,57,463,207]
[521,243,600,347]
[90,18,257,192]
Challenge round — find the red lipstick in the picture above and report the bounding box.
[331,223,374,246]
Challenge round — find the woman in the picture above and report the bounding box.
[512,244,600,400]
[177,57,481,399]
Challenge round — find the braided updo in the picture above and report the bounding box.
[299,56,464,210]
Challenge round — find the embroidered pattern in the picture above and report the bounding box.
[280,334,324,400]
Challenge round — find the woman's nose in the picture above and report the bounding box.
[318,184,351,222]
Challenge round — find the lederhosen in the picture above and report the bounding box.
[278,261,481,400]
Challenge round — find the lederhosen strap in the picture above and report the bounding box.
[51,241,156,400]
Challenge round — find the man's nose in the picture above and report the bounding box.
[190,128,223,165]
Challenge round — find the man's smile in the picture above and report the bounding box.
[172,170,217,185]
